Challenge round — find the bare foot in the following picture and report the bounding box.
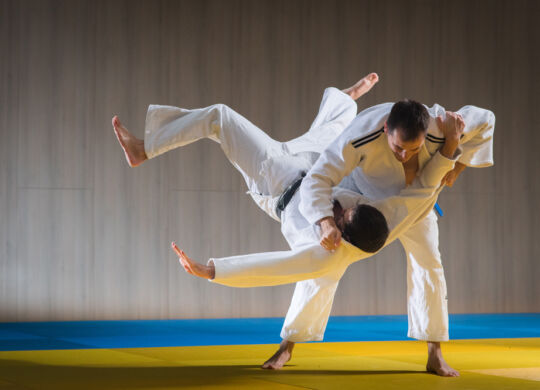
[262,340,294,370]
[426,342,460,377]
[171,242,215,279]
[342,72,379,100]
[112,115,148,167]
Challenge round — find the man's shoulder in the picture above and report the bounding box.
[338,102,393,145]
[350,127,385,149]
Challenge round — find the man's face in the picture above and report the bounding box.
[384,123,425,163]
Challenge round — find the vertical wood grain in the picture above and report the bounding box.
[0,0,538,322]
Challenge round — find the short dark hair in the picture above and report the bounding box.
[342,204,389,253]
[387,99,429,141]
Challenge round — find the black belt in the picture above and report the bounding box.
[276,172,306,219]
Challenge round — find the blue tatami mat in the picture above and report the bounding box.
[0,313,539,351]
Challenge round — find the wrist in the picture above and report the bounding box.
[444,135,460,146]
[440,141,458,159]
[318,216,336,228]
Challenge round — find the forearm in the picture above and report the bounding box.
[418,147,462,189]
[440,138,459,160]
[300,131,363,225]
[299,173,336,225]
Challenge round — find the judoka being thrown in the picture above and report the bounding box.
[112,73,493,377]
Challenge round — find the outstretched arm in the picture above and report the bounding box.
[171,241,360,288]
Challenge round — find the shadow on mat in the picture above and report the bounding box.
[0,359,423,388]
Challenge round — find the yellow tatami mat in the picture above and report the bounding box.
[0,338,539,389]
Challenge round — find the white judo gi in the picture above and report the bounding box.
[291,101,495,342]
[209,149,460,288]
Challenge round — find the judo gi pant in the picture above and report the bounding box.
[281,209,449,342]
[144,102,281,199]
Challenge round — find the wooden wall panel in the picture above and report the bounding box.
[167,189,291,319]
[333,242,408,316]
[0,0,538,322]
[15,1,96,189]
[13,189,94,321]
[0,0,17,318]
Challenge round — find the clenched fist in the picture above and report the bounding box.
[436,111,465,143]
[318,216,341,251]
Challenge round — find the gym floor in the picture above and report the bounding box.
[1,314,539,389]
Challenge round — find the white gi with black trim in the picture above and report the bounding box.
[291,102,495,342]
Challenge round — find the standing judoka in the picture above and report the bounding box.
[268,97,495,376]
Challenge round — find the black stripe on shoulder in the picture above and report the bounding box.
[351,128,384,148]
[426,134,445,143]
[426,133,445,141]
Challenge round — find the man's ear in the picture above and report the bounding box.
[383,122,388,134]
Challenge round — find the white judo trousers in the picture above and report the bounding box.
[281,211,449,342]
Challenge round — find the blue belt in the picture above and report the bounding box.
[434,202,444,217]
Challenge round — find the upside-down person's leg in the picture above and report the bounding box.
[399,210,459,377]
[112,116,148,167]
[113,104,282,195]
[284,73,378,157]
[283,77,375,158]
[341,72,379,101]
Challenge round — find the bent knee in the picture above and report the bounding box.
[209,103,234,115]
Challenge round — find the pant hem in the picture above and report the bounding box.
[281,332,324,343]
[408,331,449,342]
